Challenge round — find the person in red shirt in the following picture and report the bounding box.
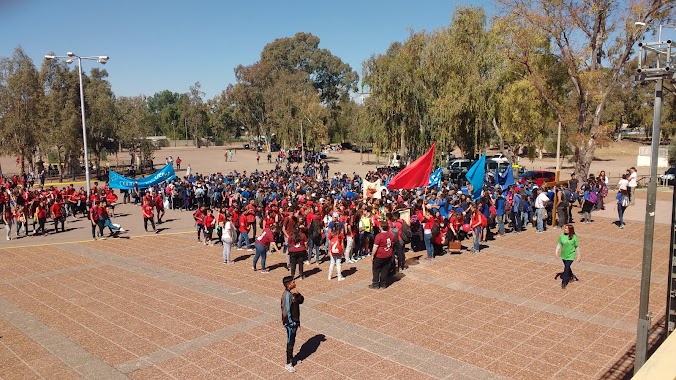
[175,157,182,170]
[203,209,216,246]
[287,225,307,279]
[89,201,102,240]
[237,211,251,250]
[369,222,395,289]
[422,210,435,260]
[253,224,278,273]
[193,206,206,243]
[105,191,118,217]
[155,193,165,224]
[50,200,65,233]
[34,202,48,236]
[327,224,345,281]
[213,206,226,245]
[3,206,14,240]
[142,199,156,233]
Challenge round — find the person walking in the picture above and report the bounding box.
[288,226,308,279]
[3,206,14,240]
[470,206,486,254]
[534,187,549,233]
[50,199,65,233]
[253,224,277,273]
[222,214,236,264]
[327,224,345,281]
[237,211,252,250]
[628,167,637,205]
[616,189,630,229]
[422,210,435,260]
[142,199,156,233]
[369,222,395,289]
[281,276,304,373]
[555,224,580,289]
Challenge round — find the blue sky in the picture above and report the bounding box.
[1,0,493,99]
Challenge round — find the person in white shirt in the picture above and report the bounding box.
[628,167,638,205]
[617,174,629,192]
[535,187,550,233]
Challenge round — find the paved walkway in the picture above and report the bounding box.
[0,203,670,379]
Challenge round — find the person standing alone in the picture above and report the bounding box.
[369,222,395,289]
[281,276,304,373]
[555,224,580,289]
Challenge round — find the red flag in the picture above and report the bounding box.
[386,142,436,190]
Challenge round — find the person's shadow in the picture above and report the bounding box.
[294,334,326,364]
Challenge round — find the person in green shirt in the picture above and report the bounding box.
[555,224,580,289]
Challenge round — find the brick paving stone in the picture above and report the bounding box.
[0,204,669,379]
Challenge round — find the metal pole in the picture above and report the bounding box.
[634,77,663,373]
[667,178,676,337]
[77,57,92,199]
[300,119,304,164]
[555,121,561,181]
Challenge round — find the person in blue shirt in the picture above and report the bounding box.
[495,189,506,236]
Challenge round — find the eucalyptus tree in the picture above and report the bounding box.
[83,68,116,169]
[497,0,675,178]
[40,57,81,181]
[0,47,43,173]
[115,95,156,168]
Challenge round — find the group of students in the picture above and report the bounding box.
[0,182,124,241]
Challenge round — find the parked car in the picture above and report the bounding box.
[518,170,556,186]
[660,167,676,186]
[443,159,473,180]
[243,143,250,149]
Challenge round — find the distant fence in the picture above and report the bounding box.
[637,145,669,168]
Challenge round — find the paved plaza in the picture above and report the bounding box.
[0,197,671,380]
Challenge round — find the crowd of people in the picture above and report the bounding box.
[1,152,638,291]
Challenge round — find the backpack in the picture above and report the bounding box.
[561,190,570,208]
[588,191,597,204]
[518,196,527,212]
[389,222,400,242]
[431,222,440,238]
[621,194,630,207]
[329,235,344,255]
[400,221,413,244]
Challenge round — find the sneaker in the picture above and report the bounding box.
[120,227,126,232]
[304,260,310,265]
[6,237,9,241]
[338,277,345,281]
[285,363,296,373]
[368,284,380,289]
[247,248,253,252]
[100,237,107,240]
[260,269,269,274]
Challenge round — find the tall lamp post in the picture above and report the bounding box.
[44,52,109,199]
[632,23,675,373]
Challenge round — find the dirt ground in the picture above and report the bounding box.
[0,140,666,184]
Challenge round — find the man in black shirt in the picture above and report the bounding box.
[281,276,304,372]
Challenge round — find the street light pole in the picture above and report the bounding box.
[44,52,108,199]
[632,23,675,373]
[75,57,92,198]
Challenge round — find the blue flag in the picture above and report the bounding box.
[495,164,515,189]
[428,167,443,188]
[109,164,176,190]
[465,153,486,200]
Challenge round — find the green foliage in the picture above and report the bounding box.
[669,139,676,167]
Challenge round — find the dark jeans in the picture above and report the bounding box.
[289,251,305,278]
[513,211,522,232]
[144,217,156,231]
[372,256,391,288]
[284,324,298,364]
[562,259,575,286]
[53,216,65,232]
[253,242,267,270]
[35,218,47,235]
[393,241,405,269]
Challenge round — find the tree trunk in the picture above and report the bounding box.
[400,124,408,164]
[572,138,595,180]
[491,118,515,163]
